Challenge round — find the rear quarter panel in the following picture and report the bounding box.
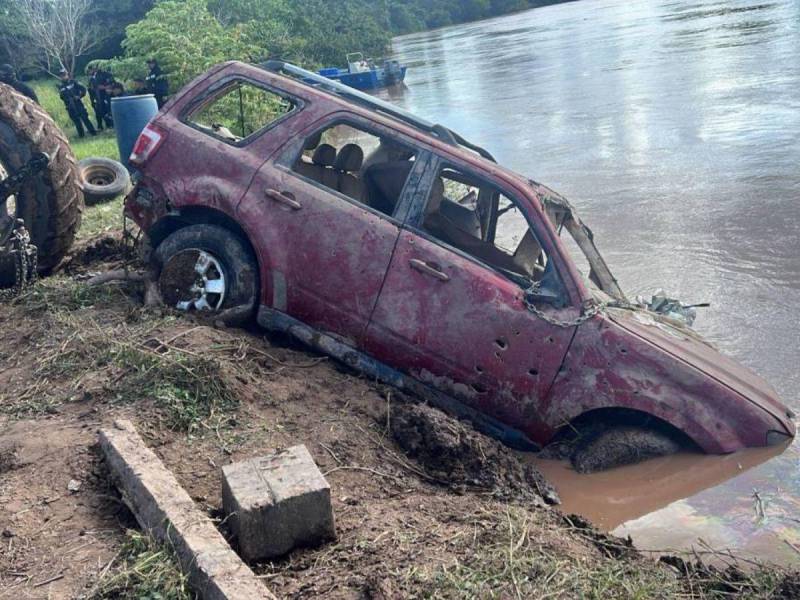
[136,63,323,228]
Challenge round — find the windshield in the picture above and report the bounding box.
[530,181,626,302]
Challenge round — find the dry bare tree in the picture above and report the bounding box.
[16,0,100,75]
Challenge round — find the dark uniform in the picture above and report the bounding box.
[88,68,114,130]
[0,64,39,103]
[145,60,168,108]
[58,74,96,138]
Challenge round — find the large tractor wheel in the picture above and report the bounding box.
[0,83,83,276]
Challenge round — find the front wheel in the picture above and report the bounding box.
[571,426,682,473]
[153,224,258,324]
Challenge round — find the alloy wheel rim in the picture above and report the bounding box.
[159,249,227,312]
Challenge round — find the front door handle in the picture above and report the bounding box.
[265,189,302,210]
[409,258,450,282]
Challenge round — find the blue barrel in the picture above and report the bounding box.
[111,94,159,170]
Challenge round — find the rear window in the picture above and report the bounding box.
[186,80,295,144]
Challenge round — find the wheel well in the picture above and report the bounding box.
[553,407,699,450]
[147,207,256,260]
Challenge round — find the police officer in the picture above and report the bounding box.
[0,64,39,103]
[58,69,96,138]
[145,59,168,108]
[87,65,113,130]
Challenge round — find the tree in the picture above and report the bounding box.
[291,0,391,67]
[0,0,36,72]
[119,0,257,91]
[16,0,100,75]
[83,0,154,74]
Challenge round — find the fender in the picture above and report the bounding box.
[542,314,789,453]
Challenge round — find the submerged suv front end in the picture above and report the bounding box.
[534,184,796,452]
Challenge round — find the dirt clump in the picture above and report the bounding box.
[390,401,560,505]
[58,232,127,274]
[0,443,17,474]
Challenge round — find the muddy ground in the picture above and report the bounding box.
[1,233,798,599]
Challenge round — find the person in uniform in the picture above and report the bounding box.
[87,65,114,130]
[0,64,39,103]
[58,69,96,138]
[145,59,169,108]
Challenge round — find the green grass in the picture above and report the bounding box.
[30,79,124,239]
[78,196,125,239]
[3,277,239,434]
[31,79,120,161]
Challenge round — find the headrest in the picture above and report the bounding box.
[312,144,336,167]
[425,178,445,216]
[304,132,322,151]
[334,144,364,173]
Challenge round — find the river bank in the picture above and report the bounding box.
[0,230,797,598]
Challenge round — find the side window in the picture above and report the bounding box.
[421,166,554,289]
[292,123,417,217]
[187,80,294,143]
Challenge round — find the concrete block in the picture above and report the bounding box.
[222,445,335,561]
[99,420,276,600]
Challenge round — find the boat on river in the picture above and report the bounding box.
[318,53,407,90]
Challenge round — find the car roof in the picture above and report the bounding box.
[211,61,535,194]
[257,62,501,161]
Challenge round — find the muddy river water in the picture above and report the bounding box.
[379,0,800,564]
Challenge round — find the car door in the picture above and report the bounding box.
[363,156,581,440]
[237,116,426,345]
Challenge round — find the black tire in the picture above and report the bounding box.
[571,426,681,473]
[0,83,83,271]
[78,157,130,204]
[153,224,258,323]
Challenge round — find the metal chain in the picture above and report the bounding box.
[522,281,604,328]
[0,223,38,301]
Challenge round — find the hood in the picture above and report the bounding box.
[606,306,795,433]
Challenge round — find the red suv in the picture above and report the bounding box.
[125,61,795,470]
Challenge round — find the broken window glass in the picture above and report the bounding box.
[187,81,294,143]
[421,166,553,289]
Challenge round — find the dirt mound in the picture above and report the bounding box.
[58,232,126,273]
[390,402,560,505]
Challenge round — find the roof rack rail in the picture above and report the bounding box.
[260,60,496,163]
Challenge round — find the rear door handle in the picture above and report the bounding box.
[265,189,302,210]
[409,258,450,282]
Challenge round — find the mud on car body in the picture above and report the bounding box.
[124,61,795,471]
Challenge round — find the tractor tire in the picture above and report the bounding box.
[0,82,83,273]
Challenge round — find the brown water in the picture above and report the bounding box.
[381,0,800,565]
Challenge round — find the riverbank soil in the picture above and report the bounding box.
[1,233,798,599]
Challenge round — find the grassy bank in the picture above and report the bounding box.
[28,79,124,240]
[31,79,119,162]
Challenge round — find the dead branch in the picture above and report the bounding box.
[16,0,101,74]
[86,270,146,286]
